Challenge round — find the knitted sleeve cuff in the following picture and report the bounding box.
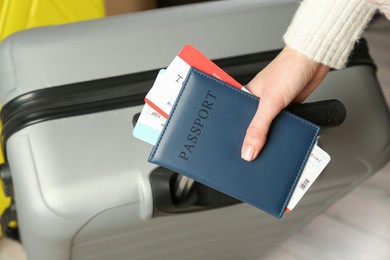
[283,0,377,69]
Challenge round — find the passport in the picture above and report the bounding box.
[148,68,320,218]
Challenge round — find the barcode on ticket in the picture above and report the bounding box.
[300,179,310,190]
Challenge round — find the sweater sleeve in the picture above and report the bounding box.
[283,0,377,69]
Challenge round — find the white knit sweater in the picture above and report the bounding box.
[284,0,390,69]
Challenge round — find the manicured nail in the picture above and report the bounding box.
[242,145,254,161]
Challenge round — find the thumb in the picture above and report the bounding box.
[241,96,284,161]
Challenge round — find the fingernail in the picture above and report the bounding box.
[242,145,254,161]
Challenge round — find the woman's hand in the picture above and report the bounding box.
[241,46,330,161]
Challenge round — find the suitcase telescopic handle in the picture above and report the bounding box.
[148,99,346,216]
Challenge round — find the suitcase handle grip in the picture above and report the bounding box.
[150,167,241,217]
[285,99,346,129]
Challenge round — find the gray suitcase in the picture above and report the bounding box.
[0,0,389,259]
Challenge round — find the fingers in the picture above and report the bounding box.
[241,96,284,161]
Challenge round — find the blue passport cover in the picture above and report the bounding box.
[149,68,320,218]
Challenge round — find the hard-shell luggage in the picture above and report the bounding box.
[0,0,389,259]
[0,1,108,239]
